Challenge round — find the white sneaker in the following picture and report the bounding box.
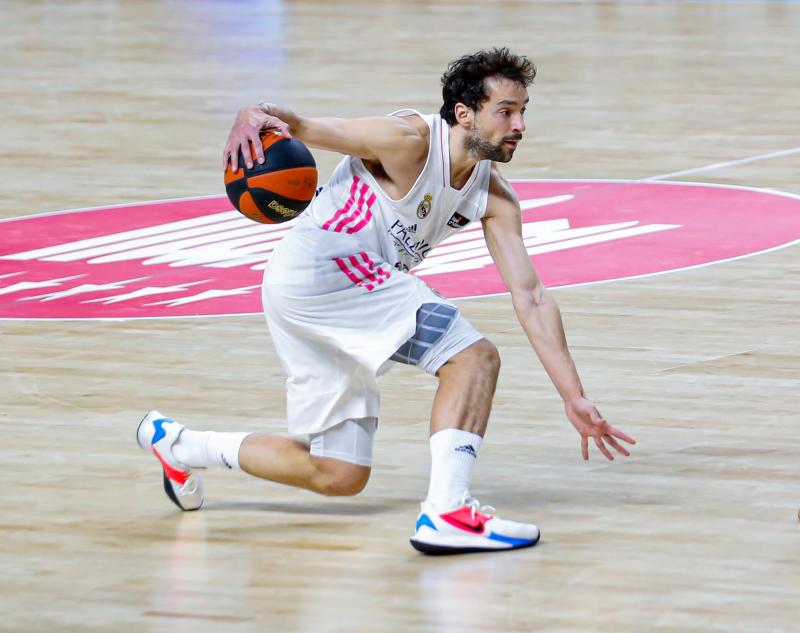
[410,495,540,554]
[136,410,204,511]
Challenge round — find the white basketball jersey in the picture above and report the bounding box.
[306,110,492,272]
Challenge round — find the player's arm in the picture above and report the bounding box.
[222,102,426,171]
[481,168,583,403]
[482,165,635,460]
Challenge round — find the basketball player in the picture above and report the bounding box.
[137,48,636,554]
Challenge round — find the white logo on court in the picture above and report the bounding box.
[0,195,680,282]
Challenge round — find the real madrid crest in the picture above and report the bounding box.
[416,193,433,219]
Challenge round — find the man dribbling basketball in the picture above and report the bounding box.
[136,47,636,554]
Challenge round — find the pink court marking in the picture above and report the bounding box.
[1,179,799,321]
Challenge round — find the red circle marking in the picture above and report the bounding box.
[1,180,799,320]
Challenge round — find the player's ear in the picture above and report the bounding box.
[454,102,473,127]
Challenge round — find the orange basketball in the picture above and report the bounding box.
[224,132,318,224]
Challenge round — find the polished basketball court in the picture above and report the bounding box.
[1,1,798,631]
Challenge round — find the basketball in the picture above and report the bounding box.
[224,132,318,224]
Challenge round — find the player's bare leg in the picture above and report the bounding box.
[137,409,371,512]
[238,434,370,496]
[410,338,540,553]
[430,337,500,437]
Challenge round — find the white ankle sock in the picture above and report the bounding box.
[172,429,250,470]
[425,428,483,511]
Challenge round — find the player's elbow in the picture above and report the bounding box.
[511,281,547,312]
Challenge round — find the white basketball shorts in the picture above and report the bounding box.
[263,217,483,451]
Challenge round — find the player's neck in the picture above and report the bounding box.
[447,126,480,191]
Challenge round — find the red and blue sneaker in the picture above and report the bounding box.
[410,496,540,554]
[136,410,204,511]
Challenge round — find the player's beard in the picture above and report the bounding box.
[465,122,521,163]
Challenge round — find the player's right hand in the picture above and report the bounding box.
[223,104,291,172]
[564,396,636,461]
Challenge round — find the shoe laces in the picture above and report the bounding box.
[462,494,495,519]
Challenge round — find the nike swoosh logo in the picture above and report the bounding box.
[440,514,487,535]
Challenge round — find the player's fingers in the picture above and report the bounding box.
[605,435,631,457]
[228,144,240,173]
[608,425,636,445]
[594,436,614,461]
[242,135,258,169]
[250,131,265,165]
[272,118,292,139]
[581,436,589,461]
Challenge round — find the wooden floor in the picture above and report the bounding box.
[2,1,799,631]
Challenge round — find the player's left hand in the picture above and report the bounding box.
[564,397,636,461]
[223,104,292,172]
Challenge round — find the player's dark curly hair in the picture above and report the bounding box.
[440,47,536,126]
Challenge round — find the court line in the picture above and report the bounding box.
[530,0,800,4]
[0,193,224,223]
[461,235,800,302]
[644,147,800,181]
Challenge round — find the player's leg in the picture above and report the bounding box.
[424,337,499,509]
[390,303,497,509]
[136,414,375,510]
[390,302,540,553]
[419,336,540,553]
[429,337,499,437]
[238,416,375,495]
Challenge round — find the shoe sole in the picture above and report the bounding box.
[410,531,540,555]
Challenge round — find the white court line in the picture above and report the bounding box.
[644,146,800,181]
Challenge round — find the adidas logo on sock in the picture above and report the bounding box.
[455,444,477,458]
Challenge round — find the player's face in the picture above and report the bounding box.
[467,77,529,163]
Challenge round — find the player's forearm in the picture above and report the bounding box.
[256,102,353,154]
[512,290,585,403]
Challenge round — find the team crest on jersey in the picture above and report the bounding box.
[416,193,433,219]
[447,212,470,229]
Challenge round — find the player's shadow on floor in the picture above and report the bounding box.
[203,500,400,515]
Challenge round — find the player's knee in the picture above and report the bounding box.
[315,462,371,496]
[471,338,501,377]
[441,338,500,380]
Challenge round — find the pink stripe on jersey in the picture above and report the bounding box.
[347,254,381,290]
[359,251,390,283]
[322,177,360,230]
[332,251,391,292]
[322,177,375,235]
[347,193,376,234]
[333,183,369,233]
[333,256,366,288]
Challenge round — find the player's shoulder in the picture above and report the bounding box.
[386,112,430,143]
[376,112,430,162]
[486,163,520,214]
